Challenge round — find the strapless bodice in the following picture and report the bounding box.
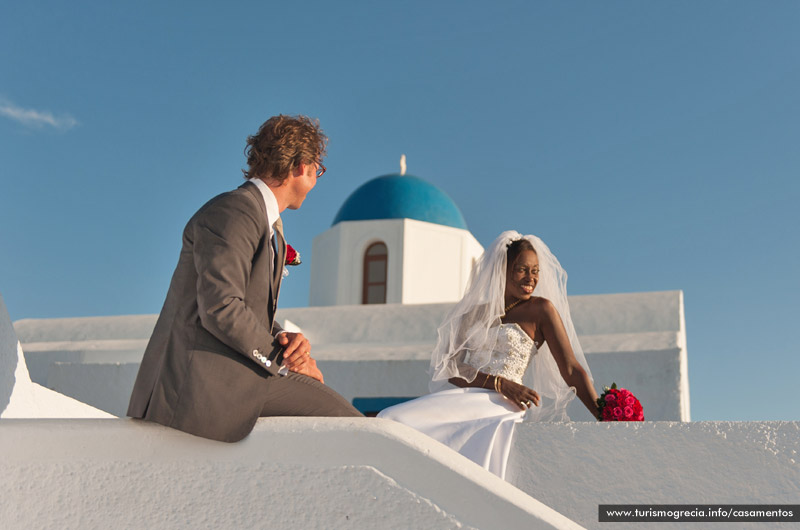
[465,323,537,384]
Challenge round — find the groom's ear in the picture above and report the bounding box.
[290,164,305,178]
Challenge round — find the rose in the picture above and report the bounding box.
[596,382,644,422]
[285,244,302,266]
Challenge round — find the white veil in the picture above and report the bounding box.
[428,230,592,421]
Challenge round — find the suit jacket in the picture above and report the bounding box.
[127,181,286,442]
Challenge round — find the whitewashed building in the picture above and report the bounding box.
[5,171,794,529]
[310,173,483,306]
[10,171,690,420]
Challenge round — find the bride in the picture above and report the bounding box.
[378,231,599,479]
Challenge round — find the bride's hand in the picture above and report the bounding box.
[496,377,540,411]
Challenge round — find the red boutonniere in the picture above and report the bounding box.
[285,244,302,266]
[596,383,644,421]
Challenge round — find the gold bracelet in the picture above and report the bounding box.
[494,375,502,394]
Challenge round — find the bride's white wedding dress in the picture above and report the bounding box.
[379,231,592,479]
[378,323,536,479]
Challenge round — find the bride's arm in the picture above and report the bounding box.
[537,299,600,418]
[448,373,540,411]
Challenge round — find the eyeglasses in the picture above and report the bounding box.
[316,163,326,178]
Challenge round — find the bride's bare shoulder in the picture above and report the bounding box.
[522,297,560,320]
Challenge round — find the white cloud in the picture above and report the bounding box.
[0,97,78,130]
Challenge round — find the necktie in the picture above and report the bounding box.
[272,218,286,292]
[272,217,289,376]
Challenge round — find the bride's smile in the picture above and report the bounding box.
[505,250,540,303]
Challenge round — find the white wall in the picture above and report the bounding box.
[0,293,112,419]
[0,417,581,530]
[310,220,406,306]
[14,292,690,421]
[568,291,689,420]
[401,220,483,304]
[282,291,689,421]
[1,418,795,530]
[305,224,343,306]
[310,219,482,306]
[508,421,800,529]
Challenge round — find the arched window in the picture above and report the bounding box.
[362,242,388,304]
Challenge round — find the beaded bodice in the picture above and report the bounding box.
[466,323,537,384]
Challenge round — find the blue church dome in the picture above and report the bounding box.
[332,174,467,229]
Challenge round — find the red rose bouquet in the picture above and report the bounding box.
[285,244,302,266]
[596,383,644,421]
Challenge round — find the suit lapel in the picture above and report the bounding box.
[240,180,280,318]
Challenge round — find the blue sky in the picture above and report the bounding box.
[1,1,798,421]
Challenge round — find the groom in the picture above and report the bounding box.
[127,115,362,442]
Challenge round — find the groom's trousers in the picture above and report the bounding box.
[259,372,363,417]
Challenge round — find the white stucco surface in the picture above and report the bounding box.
[0,293,112,419]
[13,291,689,420]
[399,219,483,304]
[1,418,795,529]
[284,291,690,421]
[310,219,482,306]
[0,417,582,530]
[508,421,800,529]
[14,315,157,416]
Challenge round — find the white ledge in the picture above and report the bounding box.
[2,418,795,529]
[0,417,581,530]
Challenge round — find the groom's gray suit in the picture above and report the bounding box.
[128,181,359,442]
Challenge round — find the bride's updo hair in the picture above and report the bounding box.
[507,238,536,266]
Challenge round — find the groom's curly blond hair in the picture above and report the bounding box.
[242,115,327,182]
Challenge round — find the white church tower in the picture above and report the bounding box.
[309,164,483,306]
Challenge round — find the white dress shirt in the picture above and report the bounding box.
[249,178,288,373]
[248,178,281,237]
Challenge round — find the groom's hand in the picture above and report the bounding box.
[294,356,325,384]
[278,332,324,383]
